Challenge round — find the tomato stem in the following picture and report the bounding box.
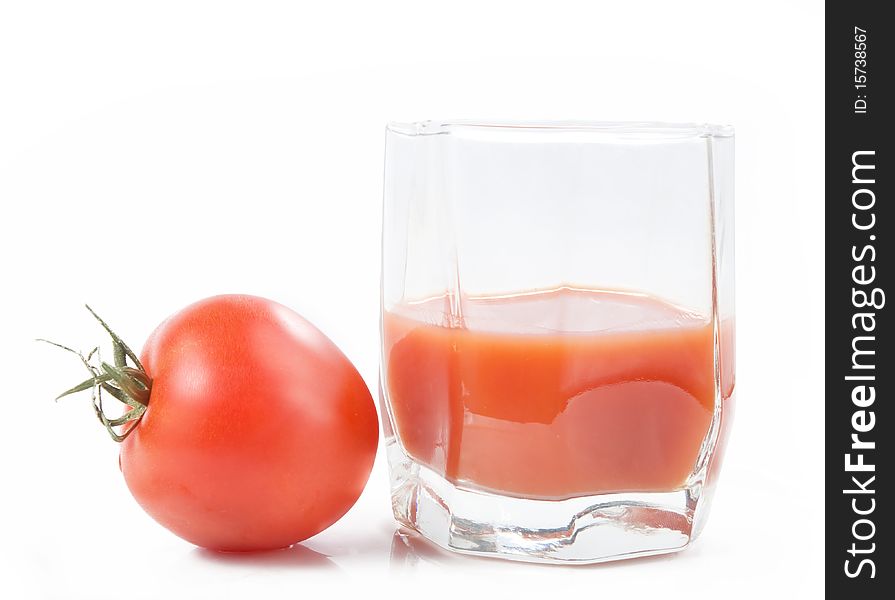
[38,306,152,442]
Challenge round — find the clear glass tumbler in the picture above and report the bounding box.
[380,121,735,564]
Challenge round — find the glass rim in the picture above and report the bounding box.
[387,120,734,139]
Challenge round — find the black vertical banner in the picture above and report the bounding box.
[827,3,891,596]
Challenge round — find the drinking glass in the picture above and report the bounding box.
[380,120,735,564]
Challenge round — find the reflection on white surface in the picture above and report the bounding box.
[193,544,340,571]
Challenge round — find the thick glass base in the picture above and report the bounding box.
[387,441,711,564]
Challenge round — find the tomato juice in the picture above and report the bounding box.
[383,287,731,500]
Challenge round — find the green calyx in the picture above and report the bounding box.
[38,305,152,442]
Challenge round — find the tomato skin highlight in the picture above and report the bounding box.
[119,295,379,551]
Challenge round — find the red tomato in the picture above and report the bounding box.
[118,295,378,551]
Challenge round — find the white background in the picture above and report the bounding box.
[0,2,824,598]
